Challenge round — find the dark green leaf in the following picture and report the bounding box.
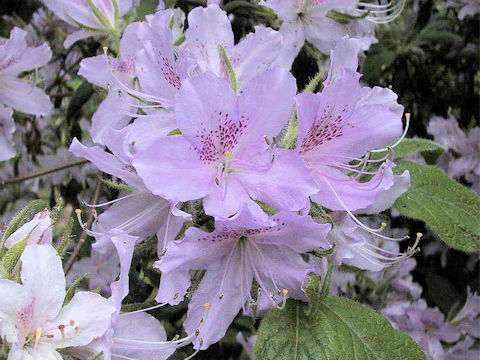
[394,161,480,252]
[255,297,427,360]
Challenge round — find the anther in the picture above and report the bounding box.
[224,151,232,157]
[34,327,42,350]
[277,289,289,310]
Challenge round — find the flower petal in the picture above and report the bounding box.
[185,4,234,76]
[0,78,52,116]
[42,291,115,348]
[20,245,66,330]
[184,251,252,350]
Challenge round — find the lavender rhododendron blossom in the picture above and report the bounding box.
[0,28,52,116]
[383,300,461,359]
[40,0,134,47]
[156,210,331,349]
[127,5,284,119]
[185,5,283,90]
[70,119,190,255]
[133,70,318,220]
[66,247,120,295]
[261,0,376,68]
[78,21,145,143]
[428,115,480,192]
[0,244,116,360]
[324,212,416,272]
[0,105,15,161]
[296,70,409,212]
[4,209,53,249]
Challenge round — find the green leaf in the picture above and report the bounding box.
[63,273,88,306]
[254,297,428,360]
[57,217,74,258]
[326,9,369,24]
[220,45,237,93]
[87,0,114,30]
[0,237,28,278]
[372,139,445,163]
[394,161,480,252]
[0,199,47,259]
[87,352,104,360]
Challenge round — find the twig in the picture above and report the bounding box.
[63,179,102,273]
[0,159,88,186]
[51,91,74,98]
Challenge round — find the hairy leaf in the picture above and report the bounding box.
[372,139,445,163]
[255,297,427,360]
[394,161,480,252]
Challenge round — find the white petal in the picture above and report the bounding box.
[43,291,116,348]
[20,245,66,330]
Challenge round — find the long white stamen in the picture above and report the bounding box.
[83,192,141,208]
[121,303,167,316]
[113,303,211,349]
[161,205,174,255]
[322,177,388,234]
[357,0,406,24]
[371,113,410,153]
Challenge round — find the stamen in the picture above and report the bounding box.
[322,177,390,234]
[371,113,410,153]
[357,0,406,24]
[83,192,140,208]
[121,303,167,316]
[161,204,174,255]
[113,303,211,350]
[277,289,289,310]
[218,239,240,298]
[34,327,42,350]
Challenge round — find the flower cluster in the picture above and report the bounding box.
[1,1,477,360]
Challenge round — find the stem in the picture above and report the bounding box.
[1,160,89,186]
[63,180,102,273]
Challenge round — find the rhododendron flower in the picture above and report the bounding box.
[445,336,480,360]
[0,105,15,161]
[428,115,480,192]
[130,5,283,117]
[40,0,134,47]
[133,70,318,219]
[449,287,480,338]
[296,68,409,213]
[133,9,191,112]
[73,312,177,360]
[78,21,146,143]
[0,244,115,360]
[443,0,480,19]
[324,212,418,272]
[383,300,461,360]
[387,258,423,300]
[72,230,185,360]
[70,117,189,254]
[66,247,120,295]
[0,28,52,116]
[156,210,331,349]
[261,0,376,68]
[4,209,52,249]
[185,5,283,90]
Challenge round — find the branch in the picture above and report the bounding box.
[0,159,88,186]
[63,179,102,273]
